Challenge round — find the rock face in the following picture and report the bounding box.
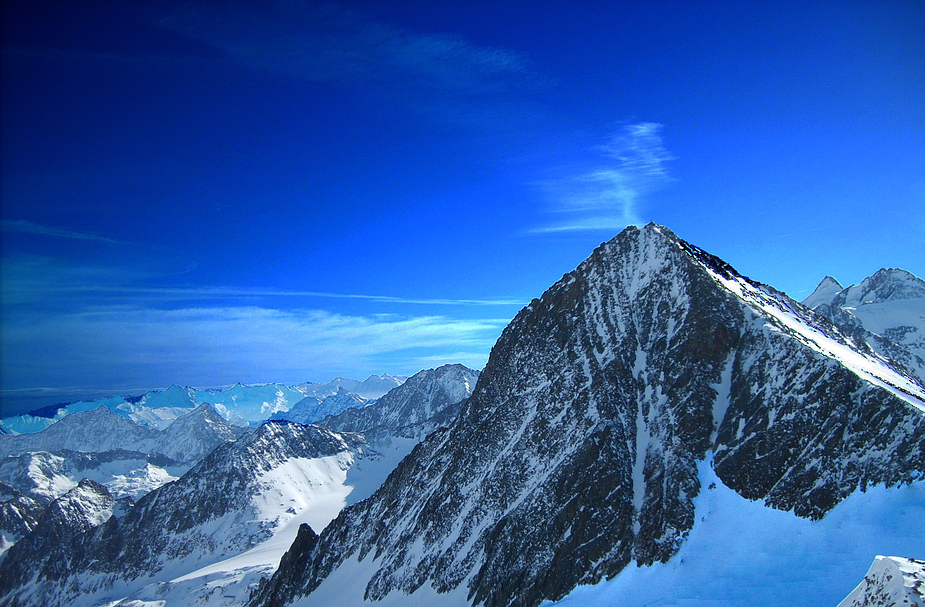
[0,491,42,558]
[250,224,925,607]
[0,421,363,607]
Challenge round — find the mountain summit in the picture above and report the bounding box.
[250,224,925,607]
[804,268,925,384]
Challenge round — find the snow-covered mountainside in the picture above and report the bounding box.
[837,556,925,607]
[0,403,243,465]
[804,268,925,384]
[317,364,479,435]
[0,421,365,607]
[0,407,161,459]
[273,389,368,425]
[158,402,246,464]
[0,364,476,607]
[294,375,407,401]
[0,449,173,504]
[250,224,925,607]
[0,403,245,557]
[0,491,42,558]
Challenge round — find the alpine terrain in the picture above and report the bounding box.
[248,224,924,607]
[0,366,476,606]
[0,224,921,607]
[804,268,925,384]
[0,375,406,435]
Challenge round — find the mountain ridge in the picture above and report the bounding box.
[249,223,925,607]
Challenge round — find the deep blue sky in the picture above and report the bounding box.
[2,0,923,415]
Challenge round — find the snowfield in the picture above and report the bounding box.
[544,458,924,607]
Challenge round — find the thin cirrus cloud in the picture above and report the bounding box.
[2,304,508,393]
[533,122,675,233]
[1,219,120,244]
[1,252,517,400]
[156,1,536,94]
[1,256,525,308]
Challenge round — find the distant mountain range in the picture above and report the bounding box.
[0,364,476,606]
[0,374,407,435]
[1,224,922,607]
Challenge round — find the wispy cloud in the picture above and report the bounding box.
[157,1,536,94]
[532,122,675,233]
[2,219,120,244]
[1,252,518,407]
[2,304,507,396]
[0,255,524,308]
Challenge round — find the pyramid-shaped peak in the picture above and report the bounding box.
[803,276,844,309]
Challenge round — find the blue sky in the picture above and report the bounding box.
[2,0,923,415]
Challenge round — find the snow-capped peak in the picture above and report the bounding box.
[803,275,843,309]
[842,268,925,307]
[837,556,925,607]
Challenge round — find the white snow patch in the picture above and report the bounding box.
[251,453,354,533]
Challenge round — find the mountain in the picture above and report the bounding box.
[0,450,167,505]
[317,364,479,435]
[0,421,365,607]
[319,364,479,506]
[0,407,161,460]
[837,556,925,607]
[157,402,246,464]
[293,375,407,401]
[0,403,246,558]
[249,224,925,607]
[273,389,368,425]
[0,382,313,435]
[0,491,42,558]
[804,268,925,384]
[0,403,244,466]
[0,377,406,436]
[802,275,843,309]
[0,364,478,607]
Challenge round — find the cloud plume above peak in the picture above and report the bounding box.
[533,122,675,233]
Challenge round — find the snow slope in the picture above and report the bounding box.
[95,444,421,607]
[542,458,924,607]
